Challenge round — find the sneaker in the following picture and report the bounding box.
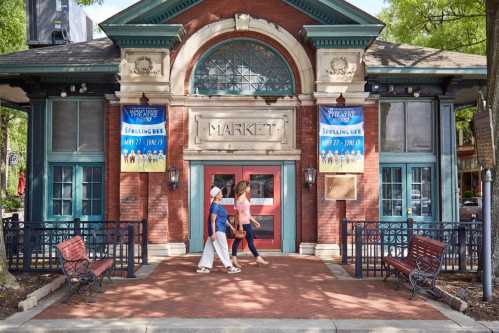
[196,267,210,273]
[227,266,241,274]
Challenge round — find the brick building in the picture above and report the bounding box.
[0,0,487,257]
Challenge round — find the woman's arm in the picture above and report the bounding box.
[210,213,217,240]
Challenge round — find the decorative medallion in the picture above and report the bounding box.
[328,57,350,76]
[133,56,154,75]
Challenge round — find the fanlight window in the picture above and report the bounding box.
[192,39,294,96]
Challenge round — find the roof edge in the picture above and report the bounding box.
[0,64,119,75]
[367,66,487,76]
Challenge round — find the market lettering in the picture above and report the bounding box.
[209,122,276,137]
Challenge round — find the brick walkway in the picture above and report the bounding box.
[36,256,447,320]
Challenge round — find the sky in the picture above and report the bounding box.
[85,0,386,35]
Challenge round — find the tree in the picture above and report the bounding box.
[0,0,25,289]
[486,0,499,277]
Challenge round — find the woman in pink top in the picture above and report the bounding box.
[231,180,269,268]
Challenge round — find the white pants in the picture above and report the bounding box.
[198,231,233,269]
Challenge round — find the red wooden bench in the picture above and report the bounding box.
[383,235,446,297]
[56,235,113,300]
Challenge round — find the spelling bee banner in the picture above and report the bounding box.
[319,106,364,173]
[121,105,167,173]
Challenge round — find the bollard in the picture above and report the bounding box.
[482,169,493,302]
[142,219,149,265]
[341,218,348,265]
[355,224,363,279]
[127,224,136,278]
[458,224,467,272]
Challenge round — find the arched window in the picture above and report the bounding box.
[192,39,295,96]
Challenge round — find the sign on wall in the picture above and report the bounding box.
[319,106,364,173]
[121,105,167,173]
[473,108,496,169]
[325,175,357,201]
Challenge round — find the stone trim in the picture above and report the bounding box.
[170,16,314,95]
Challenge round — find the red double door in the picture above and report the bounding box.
[204,166,281,250]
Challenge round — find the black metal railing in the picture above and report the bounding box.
[2,215,148,278]
[340,218,482,278]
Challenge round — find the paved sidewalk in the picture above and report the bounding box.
[35,256,445,320]
[1,256,498,332]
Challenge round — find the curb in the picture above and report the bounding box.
[433,286,468,312]
[0,318,494,333]
[18,276,65,312]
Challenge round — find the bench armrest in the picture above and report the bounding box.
[61,258,91,279]
[415,255,440,275]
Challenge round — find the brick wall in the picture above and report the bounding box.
[105,103,188,244]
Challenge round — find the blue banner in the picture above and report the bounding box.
[121,105,167,172]
[319,106,364,173]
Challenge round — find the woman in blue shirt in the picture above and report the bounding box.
[197,186,241,274]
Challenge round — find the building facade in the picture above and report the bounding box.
[0,0,487,257]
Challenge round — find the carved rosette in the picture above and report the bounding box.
[326,57,356,81]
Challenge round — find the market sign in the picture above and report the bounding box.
[473,108,495,169]
[121,105,167,173]
[319,106,364,173]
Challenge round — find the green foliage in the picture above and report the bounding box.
[76,0,104,5]
[456,106,477,144]
[463,190,475,199]
[0,0,26,54]
[1,195,22,212]
[379,0,486,55]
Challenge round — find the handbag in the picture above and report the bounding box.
[230,212,246,240]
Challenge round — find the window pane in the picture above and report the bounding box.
[407,102,432,152]
[381,102,405,152]
[93,167,102,182]
[52,100,77,152]
[250,174,274,205]
[82,183,89,199]
[212,174,236,205]
[82,200,91,215]
[252,216,274,239]
[62,184,72,199]
[63,200,72,215]
[53,167,62,182]
[79,101,104,152]
[53,183,62,198]
[62,167,72,182]
[92,200,101,215]
[53,201,62,216]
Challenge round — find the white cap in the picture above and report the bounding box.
[210,186,222,198]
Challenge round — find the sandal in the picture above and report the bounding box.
[227,266,241,274]
[196,267,210,273]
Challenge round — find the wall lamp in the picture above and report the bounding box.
[168,166,180,190]
[304,167,317,189]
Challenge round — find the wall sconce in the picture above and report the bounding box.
[304,167,317,189]
[168,167,180,190]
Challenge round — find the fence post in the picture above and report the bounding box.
[127,224,136,278]
[355,223,363,279]
[341,218,348,265]
[407,218,414,241]
[142,219,148,265]
[458,224,467,272]
[11,213,19,254]
[74,218,81,236]
[22,224,31,273]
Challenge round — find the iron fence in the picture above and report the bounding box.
[340,219,482,278]
[2,215,148,278]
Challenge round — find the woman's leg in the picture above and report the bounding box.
[198,237,215,269]
[244,224,259,257]
[212,231,234,268]
[232,237,241,257]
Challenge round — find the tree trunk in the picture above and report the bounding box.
[0,108,18,289]
[487,0,499,277]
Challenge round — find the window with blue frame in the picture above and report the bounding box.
[379,101,436,223]
[48,99,104,221]
[192,39,294,96]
